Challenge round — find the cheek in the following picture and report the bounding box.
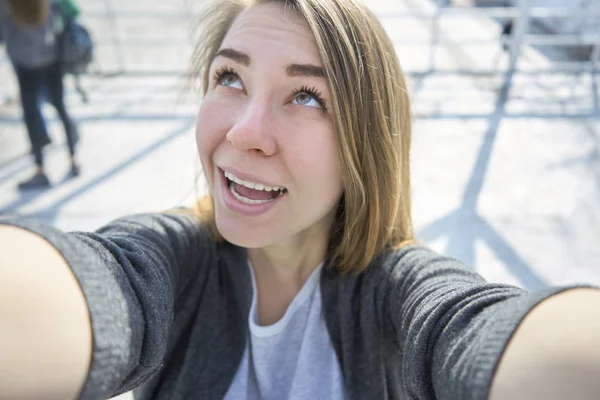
[286,122,343,194]
[322,142,343,199]
[195,98,229,169]
[314,127,343,197]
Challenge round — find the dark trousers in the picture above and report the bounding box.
[14,62,78,167]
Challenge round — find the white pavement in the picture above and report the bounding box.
[1,1,599,295]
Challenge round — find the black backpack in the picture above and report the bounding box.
[59,19,93,76]
[55,3,94,102]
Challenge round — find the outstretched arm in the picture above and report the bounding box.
[385,245,599,400]
[0,211,215,399]
[489,288,600,400]
[0,225,91,400]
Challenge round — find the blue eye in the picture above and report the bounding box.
[213,67,243,90]
[292,92,322,108]
[290,86,328,111]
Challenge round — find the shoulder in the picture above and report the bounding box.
[374,243,486,286]
[324,244,445,288]
[333,244,493,311]
[89,208,223,255]
[94,208,213,239]
[322,244,449,301]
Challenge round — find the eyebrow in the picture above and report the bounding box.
[214,47,324,78]
[286,63,324,78]
[214,48,250,66]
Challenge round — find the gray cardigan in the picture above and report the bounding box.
[1,212,582,399]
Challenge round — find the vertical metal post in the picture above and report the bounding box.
[507,0,533,74]
[0,54,9,104]
[590,0,600,74]
[576,0,591,74]
[428,4,443,74]
[591,42,600,72]
[105,0,125,74]
[591,39,600,115]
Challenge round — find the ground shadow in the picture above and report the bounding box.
[0,119,195,220]
[416,69,547,289]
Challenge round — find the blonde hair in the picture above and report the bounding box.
[8,0,49,27]
[189,0,415,274]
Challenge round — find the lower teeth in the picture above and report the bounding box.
[230,183,280,205]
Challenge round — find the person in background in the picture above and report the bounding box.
[0,0,80,190]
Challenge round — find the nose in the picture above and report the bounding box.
[226,97,277,157]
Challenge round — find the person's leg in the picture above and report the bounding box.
[14,63,53,148]
[15,66,47,167]
[14,65,51,189]
[45,62,80,176]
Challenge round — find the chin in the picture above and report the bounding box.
[215,215,277,249]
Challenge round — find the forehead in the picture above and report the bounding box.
[221,2,321,63]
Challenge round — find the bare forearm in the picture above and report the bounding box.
[489,288,600,400]
[0,225,92,400]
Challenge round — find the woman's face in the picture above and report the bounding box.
[196,2,343,249]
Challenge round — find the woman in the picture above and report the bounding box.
[1,0,599,399]
[0,0,80,189]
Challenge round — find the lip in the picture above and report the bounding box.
[219,165,285,189]
[218,167,287,217]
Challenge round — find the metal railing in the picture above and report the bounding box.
[1,1,598,79]
[69,0,598,76]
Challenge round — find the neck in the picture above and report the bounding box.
[247,212,334,287]
[248,231,328,287]
[245,211,336,325]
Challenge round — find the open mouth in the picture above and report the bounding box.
[223,170,287,205]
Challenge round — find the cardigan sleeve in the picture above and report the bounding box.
[384,244,591,400]
[0,211,216,399]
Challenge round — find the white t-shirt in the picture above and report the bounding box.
[224,262,346,399]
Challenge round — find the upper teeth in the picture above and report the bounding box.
[224,171,284,192]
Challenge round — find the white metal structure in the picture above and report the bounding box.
[79,0,600,75]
